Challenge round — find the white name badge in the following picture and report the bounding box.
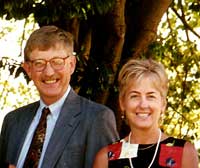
[119,141,139,158]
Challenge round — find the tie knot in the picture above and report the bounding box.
[42,107,50,117]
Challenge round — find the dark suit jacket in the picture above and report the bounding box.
[0,89,119,168]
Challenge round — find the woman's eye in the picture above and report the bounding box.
[130,95,138,99]
[148,95,156,99]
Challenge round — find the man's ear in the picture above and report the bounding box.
[22,62,32,79]
[69,56,76,75]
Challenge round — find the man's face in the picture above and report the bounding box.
[23,46,76,105]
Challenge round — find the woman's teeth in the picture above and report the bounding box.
[136,113,149,118]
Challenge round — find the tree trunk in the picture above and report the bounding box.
[95,0,126,104]
[72,21,93,93]
[124,0,172,58]
[64,17,80,51]
[78,0,126,104]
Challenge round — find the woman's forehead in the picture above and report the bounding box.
[126,76,162,93]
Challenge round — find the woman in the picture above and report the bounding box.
[93,59,199,168]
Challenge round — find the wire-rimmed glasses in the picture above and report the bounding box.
[28,56,70,72]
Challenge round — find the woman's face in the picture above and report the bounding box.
[120,77,166,131]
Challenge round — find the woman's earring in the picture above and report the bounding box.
[121,111,128,124]
[121,113,125,120]
[120,111,130,137]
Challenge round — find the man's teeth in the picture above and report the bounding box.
[44,80,57,84]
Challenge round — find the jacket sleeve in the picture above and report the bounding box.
[0,115,9,167]
[84,107,119,168]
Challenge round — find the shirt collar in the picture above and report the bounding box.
[39,86,71,117]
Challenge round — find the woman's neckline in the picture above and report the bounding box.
[122,134,170,145]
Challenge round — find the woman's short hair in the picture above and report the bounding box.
[118,59,169,100]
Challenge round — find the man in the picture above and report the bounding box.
[0,25,119,168]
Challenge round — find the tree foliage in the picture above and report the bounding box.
[0,0,200,147]
[151,0,200,142]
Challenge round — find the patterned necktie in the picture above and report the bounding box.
[23,107,50,168]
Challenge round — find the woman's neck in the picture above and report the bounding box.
[128,128,162,144]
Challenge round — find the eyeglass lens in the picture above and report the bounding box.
[31,57,69,71]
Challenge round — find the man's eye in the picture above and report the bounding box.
[34,61,45,66]
[52,59,63,65]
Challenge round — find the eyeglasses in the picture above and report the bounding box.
[28,56,70,72]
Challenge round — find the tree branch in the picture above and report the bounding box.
[171,6,200,39]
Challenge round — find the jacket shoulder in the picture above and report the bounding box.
[4,101,39,120]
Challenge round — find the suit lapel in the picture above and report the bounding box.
[42,90,82,167]
[15,102,40,162]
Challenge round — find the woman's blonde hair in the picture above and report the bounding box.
[118,59,169,100]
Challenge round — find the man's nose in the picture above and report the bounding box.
[43,62,55,75]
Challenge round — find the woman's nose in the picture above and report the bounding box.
[139,97,149,108]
